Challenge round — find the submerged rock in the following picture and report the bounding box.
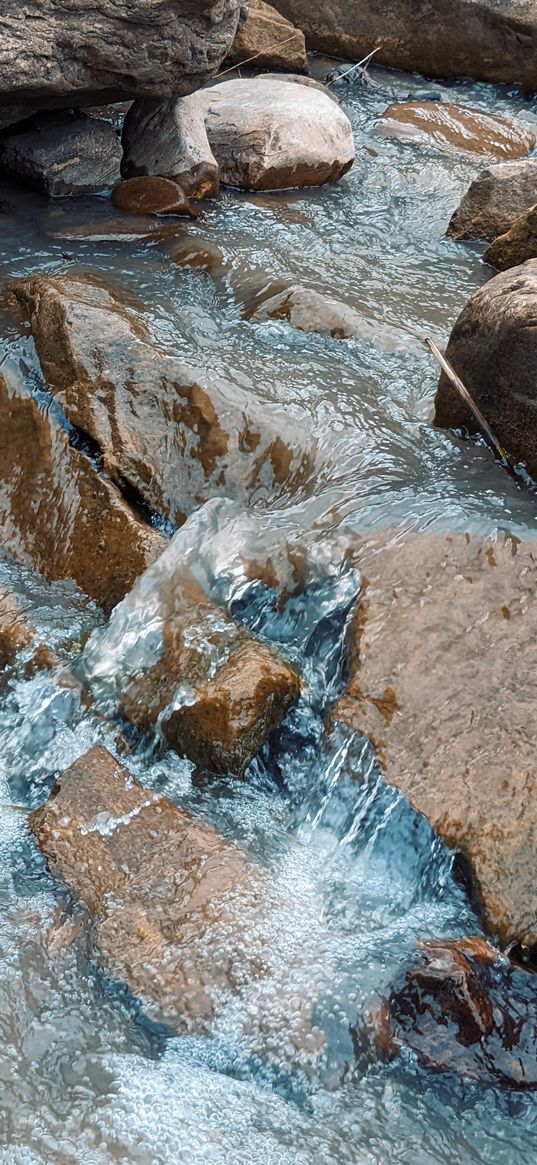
[78,524,300,773]
[382,937,537,1090]
[0,111,122,198]
[269,0,537,88]
[0,0,242,111]
[434,260,537,476]
[111,176,198,217]
[250,282,411,349]
[377,102,535,159]
[121,96,220,199]
[11,275,317,523]
[29,746,269,1029]
[335,529,537,949]
[0,587,36,669]
[225,0,308,72]
[484,203,537,269]
[447,158,537,242]
[0,371,164,613]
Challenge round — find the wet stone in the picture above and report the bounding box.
[250,282,410,350]
[29,745,269,1030]
[0,112,122,198]
[377,102,535,159]
[111,176,199,218]
[447,158,537,242]
[484,203,537,269]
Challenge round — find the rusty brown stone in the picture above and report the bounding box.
[377,102,535,159]
[29,745,269,1029]
[0,371,165,614]
[383,936,537,1090]
[334,529,537,948]
[111,176,199,217]
[0,586,35,669]
[11,275,317,524]
[484,203,537,269]
[447,158,537,242]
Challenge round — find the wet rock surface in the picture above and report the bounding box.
[121,96,221,199]
[0,586,36,669]
[78,525,301,773]
[111,176,198,217]
[225,0,308,73]
[0,0,242,110]
[434,260,537,477]
[0,370,165,613]
[484,203,537,269]
[269,0,537,88]
[447,158,537,241]
[12,274,318,523]
[29,745,269,1029]
[383,937,537,1090]
[0,112,121,198]
[335,529,537,948]
[377,102,535,159]
[250,283,411,349]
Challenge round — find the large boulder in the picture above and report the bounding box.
[434,261,537,476]
[11,275,317,524]
[377,101,535,159]
[225,0,308,72]
[484,203,537,269]
[269,0,537,88]
[447,158,537,242]
[334,529,537,950]
[0,111,121,197]
[29,746,269,1029]
[0,371,164,613]
[0,0,242,116]
[122,77,354,193]
[77,519,300,773]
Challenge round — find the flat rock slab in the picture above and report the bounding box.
[78,524,300,773]
[0,112,121,197]
[269,0,537,88]
[434,260,537,479]
[0,0,242,110]
[29,746,269,1029]
[225,0,308,72]
[12,275,318,525]
[0,371,164,613]
[485,203,537,269]
[447,158,537,242]
[335,529,537,949]
[377,102,535,159]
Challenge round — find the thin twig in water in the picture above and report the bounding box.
[424,336,512,470]
[215,34,303,80]
[325,47,381,87]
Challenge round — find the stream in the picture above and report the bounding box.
[1,59,537,1164]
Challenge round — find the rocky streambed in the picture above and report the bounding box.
[3,6,537,1162]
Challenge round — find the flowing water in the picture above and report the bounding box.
[1,59,537,1163]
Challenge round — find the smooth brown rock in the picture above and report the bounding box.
[485,203,537,269]
[0,111,122,198]
[0,586,34,668]
[79,530,301,773]
[377,102,535,159]
[0,370,164,614]
[111,175,199,217]
[121,95,220,199]
[269,0,537,89]
[29,746,268,1029]
[434,260,537,477]
[384,937,537,1089]
[250,283,410,350]
[225,0,308,72]
[11,275,317,524]
[447,158,537,242]
[334,529,537,948]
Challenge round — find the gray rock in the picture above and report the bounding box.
[448,159,537,242]
[0,0,242,111]
[122,95,220,199]
[0,112,121,197]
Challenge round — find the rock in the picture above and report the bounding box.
[77,525,301,773]
[29,745,269,1029]
[111,176,198,217]
[12,274,317,523]
[250,282,413,350]
[377,102,535,160]
[201,77,354,189]
[0,106,40,133]
[447,158,537,242]
[269,0,537,88]
[0,587,35,669]
[384,937,537,1089]
[0,112,122,197]
[334,529,537,949]
[0,0,242,111]
[484,203,537,269]
[434,261,537,476]
[0,370,164,614]
[225,0,308,72]
[121,96,220,199]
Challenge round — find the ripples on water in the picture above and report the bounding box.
[1,60,537,1163]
